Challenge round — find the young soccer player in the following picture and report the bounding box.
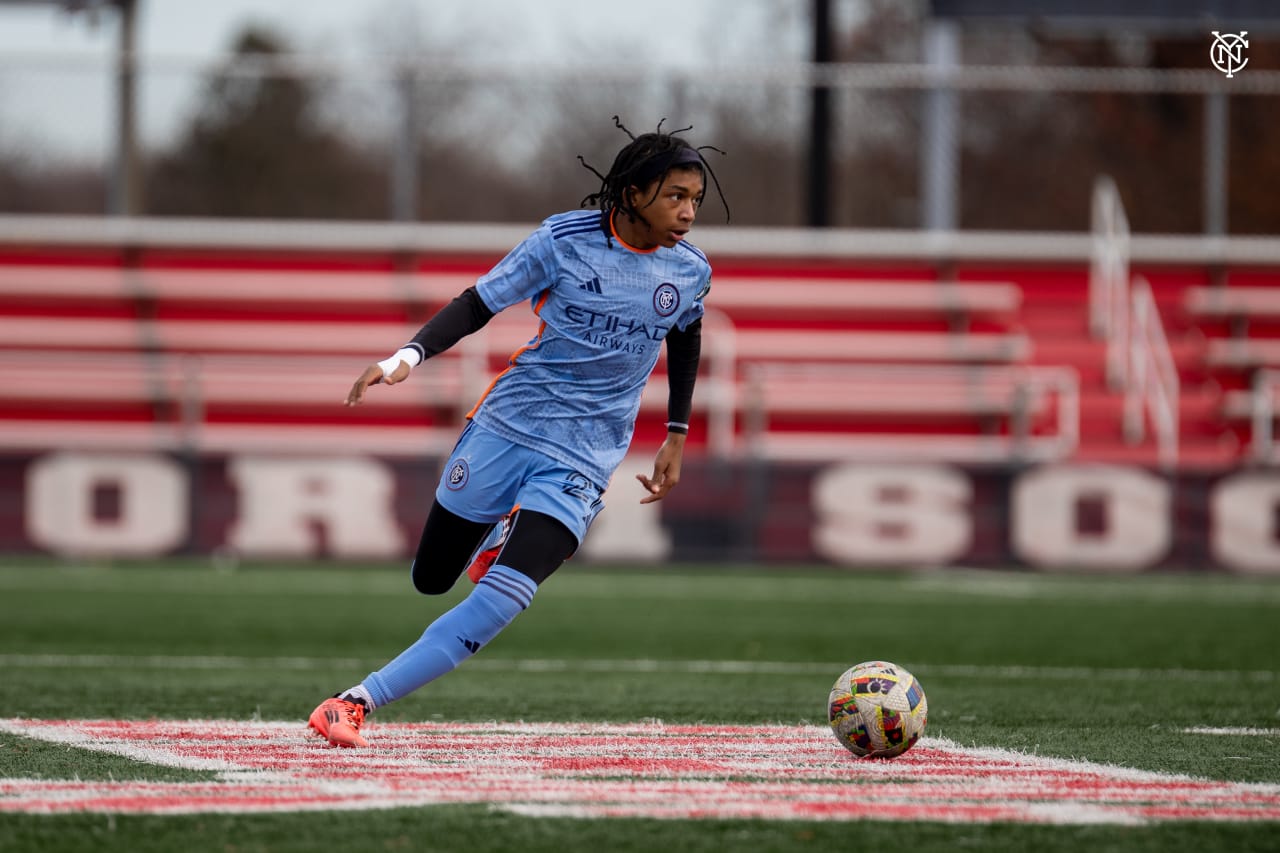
[307,119,726,747]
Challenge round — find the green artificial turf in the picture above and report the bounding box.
[0,560,1276,852]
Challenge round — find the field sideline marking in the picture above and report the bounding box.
[2,567,1279,605]
[1183,727,1280,736]
[0,653,1275,683]
[1,719,1278,823]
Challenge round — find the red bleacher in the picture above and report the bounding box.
[0,254,1062,463]
[1184,271,1280,464]
[0,238,1272,469]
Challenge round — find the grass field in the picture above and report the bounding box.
[1,559,1278,852]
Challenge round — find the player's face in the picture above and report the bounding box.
[629,167,705,249]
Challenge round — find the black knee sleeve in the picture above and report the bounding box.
[409,503,577,594]
[410,502,491,595]
[497,509,578,586]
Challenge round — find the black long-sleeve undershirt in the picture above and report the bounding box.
[405,286,701,435]
[664,319,702,433]
[403,286,495,363]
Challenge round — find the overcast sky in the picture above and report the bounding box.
[0,0,814,161]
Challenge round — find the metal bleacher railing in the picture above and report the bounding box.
[1185,284,1280,462]
[1090,176,1181,470]
[740,362,1078,464]
[1125,277,1181,470]
[1243,370,1280,464]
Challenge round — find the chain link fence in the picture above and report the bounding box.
[1,48,1277,232]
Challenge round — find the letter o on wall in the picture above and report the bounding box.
[1211,473,1280,575]
[1012,464,1169,572]
[26,453,187,557]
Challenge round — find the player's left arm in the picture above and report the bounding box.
[637,318,702,503]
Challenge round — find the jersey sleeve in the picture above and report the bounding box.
[675,269,711,332]
[474,226,557,313]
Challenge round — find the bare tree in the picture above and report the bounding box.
[147,28,386,218]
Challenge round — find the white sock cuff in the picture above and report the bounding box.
[341,683,377,712]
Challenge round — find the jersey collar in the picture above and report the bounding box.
[608,209,660,255]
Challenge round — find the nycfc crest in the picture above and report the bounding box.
[1210,31,1248,78]
[446,459,469,490]
[653,283,680,317]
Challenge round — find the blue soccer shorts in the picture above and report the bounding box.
[434,421,605,547]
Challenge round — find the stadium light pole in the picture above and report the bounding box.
[390,63,419,223]
[1203,89,1228,236]
[920,17,959,232]
[807,0,833,228]
[110,0,140,216]
[0,0,141,215]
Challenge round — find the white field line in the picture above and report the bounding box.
[0,653,1275,683]
[1,568,1279,605]
[903,571,1280,604]
[1,719,1279,823]
[1183,727,1280,736]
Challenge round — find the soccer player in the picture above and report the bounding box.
[307,119,727,747]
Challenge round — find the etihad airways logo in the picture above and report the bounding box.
[564,304,670,353]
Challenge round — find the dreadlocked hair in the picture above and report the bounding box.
[578,116,729,235]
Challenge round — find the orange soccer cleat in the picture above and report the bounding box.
[465,507,518,583]
[307,696,369,748]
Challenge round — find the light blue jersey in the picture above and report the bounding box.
[468,210,711,491]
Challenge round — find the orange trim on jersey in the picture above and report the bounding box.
[465,290,550,420]
[610,210,659,254]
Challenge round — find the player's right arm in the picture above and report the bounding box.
[346,226,555,407]
[346,286,496,407]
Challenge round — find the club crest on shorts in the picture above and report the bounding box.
[653,283,680,317]
[446,459,469,490]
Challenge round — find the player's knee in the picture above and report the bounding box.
[410,562,458,596]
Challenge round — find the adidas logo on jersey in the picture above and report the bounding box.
[579,277,602,294]
[457,635,481,654]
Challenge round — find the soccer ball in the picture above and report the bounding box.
[827,660,928,758]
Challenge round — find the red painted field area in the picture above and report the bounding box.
[1,719,1278,824]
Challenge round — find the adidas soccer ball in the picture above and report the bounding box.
[827,660,928,758]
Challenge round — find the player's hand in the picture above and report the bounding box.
[346,364,383,407]
[345,361,410,407]
[636,433,686,504]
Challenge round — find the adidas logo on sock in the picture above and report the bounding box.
[456,635,481,654]
[579,277,602,294]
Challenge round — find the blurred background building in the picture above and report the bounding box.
[1,0,1278,572]
[2,0,1278,232]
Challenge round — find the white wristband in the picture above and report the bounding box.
[377,346,422,379]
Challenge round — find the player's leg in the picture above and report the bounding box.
[354,509,575,710]
[344,464,600,716]
[409,500,494,595]
[309,426,512,747]
[463,504,518,583]
[413,421,527,592]
[308,499,499,746]
[308,434,599,746]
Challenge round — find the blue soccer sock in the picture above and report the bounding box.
[360,565,537,709]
